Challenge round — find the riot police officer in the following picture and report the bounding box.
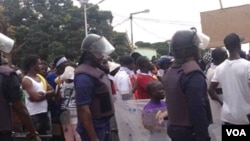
[0,34,41,141]
[162,28,212,141]
[74,34,115,141]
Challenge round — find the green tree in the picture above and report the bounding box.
[0,1,100,64]
[1,0,131,66]
[111,31,131,60]
[135,41,170,57]
[0,3,19,64]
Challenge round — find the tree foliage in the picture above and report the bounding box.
[135,41,170,57]
[111,31,132,60]
[0,0,131,66]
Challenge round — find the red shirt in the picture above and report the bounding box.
[135,73,155,99]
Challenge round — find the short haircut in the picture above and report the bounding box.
[23,54,40,74]
[211,48,228,65]
[130,52,142,62]
[119,56,134,66]
[136,56,149,69]
[223,33,243,52]
[146,80,161,95]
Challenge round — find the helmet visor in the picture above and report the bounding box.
[0,33,14,53]
[196,32,210,50]
[88,36,115,59]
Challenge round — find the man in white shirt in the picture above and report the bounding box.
[208,33,250,125]
[22,54,54,135]
[114,56,135,100]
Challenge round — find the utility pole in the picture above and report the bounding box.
[166,40,171,55]
[130,14,134,50]
[130,9,150,51]
[219,0,223,9]
[84,4,88,36]
[79,0,89,37]
[79,0,106,37]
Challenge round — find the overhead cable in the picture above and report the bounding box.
[113,18,130,27]
[133,21,167,41]
[133,17,199,26]
[112,13,199,26]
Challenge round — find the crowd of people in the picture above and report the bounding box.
[1,27,250,141]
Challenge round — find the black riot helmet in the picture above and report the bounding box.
[170,27,201,60]
[80,34,115,59]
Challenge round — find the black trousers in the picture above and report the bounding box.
[168,125,210,141]
[0,132,12,141]
[31,112,50,135]
[168,126,196,141]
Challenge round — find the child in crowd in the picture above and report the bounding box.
[142,80,168,141]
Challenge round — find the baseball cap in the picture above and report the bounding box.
[157,56,174,66]
[223,33,244,47]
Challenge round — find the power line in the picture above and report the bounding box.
[133,17,199,26]
[133,21,167,41]
[113,18,129,27]
[112,13,128,18]
[135,17,200,24]
[95,0,106,5]
[112,13,199,26]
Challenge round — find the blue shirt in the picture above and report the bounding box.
[46,72,61,117]
[74,73,109,140]
[75,74,97,106]
[180,71,211,140]
[46,72,57,89]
